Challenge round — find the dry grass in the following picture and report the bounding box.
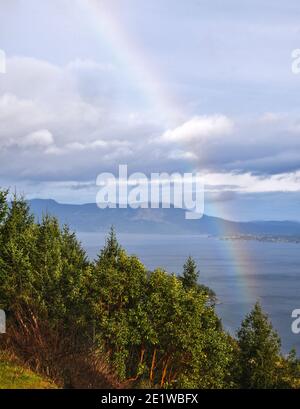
[2,307,123,389]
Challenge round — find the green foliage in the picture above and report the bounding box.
[0,189,298,389]
[274,349,300,389]
[0,195,36,310]
[180,256,199,289]
[0,194,91,337]
[235,302,282,388]
[142,270,233,388]
[179,256,216,304]
[98,226,121,262]
[91,243,233,387]
[91,232,148,378]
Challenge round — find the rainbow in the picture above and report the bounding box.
[206,199,259,305]
[77,0,185,127]
[77,0,258,306]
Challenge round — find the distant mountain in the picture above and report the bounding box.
[28,199,300,236]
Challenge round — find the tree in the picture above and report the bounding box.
[0,194,36,310]
[99,226,121,262]
[92,234,233,387]
[92,229,148,378]
[180,256,199,289]
[0,189,298,389]
[236,302,281,388]
[31,215,92,334]
[179,256,216,304]
[276,349,300,389]
[142,269,233,388]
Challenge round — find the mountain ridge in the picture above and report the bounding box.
[27,199,300,236]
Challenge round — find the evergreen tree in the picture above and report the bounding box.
[98,226,121,262]
[0,194,91,340]
[179,256,216,303]
[0,189,299,389]
[180,256,199,289]
[32,215,91,330]
[236,302,281,388]
[0,195,36,310]
[280,349,300,388]
[92,229,147,378]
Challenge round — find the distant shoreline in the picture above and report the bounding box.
[211,234,300,244]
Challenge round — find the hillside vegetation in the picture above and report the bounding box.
[0,189,299,389]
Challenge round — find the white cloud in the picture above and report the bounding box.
[203,170,300,193]
[161,115,234,143]
[157,113,300,175]
[20,129,54,148]
[0,93,49,142]
[0,56,159,180]
[167,149,197,161]
[1,55,300,198]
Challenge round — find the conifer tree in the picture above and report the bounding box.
[0,194,36,309]
[236,302,281,388]
[180,256,199,289]
[179,256,216,303]
[98,226,121,262]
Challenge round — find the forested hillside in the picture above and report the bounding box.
[0,190,299,389]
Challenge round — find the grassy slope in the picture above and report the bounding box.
[0,353,57,389]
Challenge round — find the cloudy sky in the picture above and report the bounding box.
[0,0,300,220]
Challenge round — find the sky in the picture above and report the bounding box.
[0,0,300,221]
